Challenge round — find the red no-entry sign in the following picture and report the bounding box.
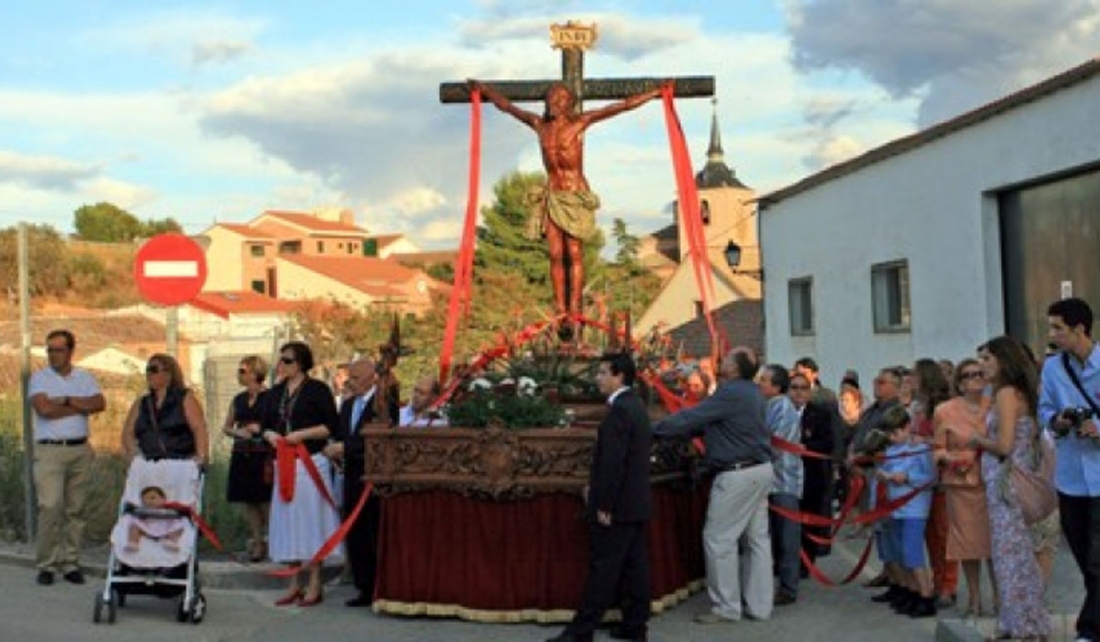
[133,233,208,306]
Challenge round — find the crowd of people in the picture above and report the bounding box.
[26,297,1100,642]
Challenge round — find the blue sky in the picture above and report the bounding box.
[1,0,1097,248]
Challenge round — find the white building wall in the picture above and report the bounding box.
[762,74,1100,385]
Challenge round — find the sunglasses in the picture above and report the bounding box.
[146,364,163,374]
[279,356,296,365]
[960,371,984,380]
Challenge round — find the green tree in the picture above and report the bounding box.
[475,171,550,288]
[0,224,70,296]
[142,217,183,236]
[73,202,143,242]
[611,217,641,270]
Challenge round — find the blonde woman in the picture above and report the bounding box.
[223,355,272,562]
[121,354,208,464]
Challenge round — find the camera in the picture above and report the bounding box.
[1053,407,1097,438]
[1062,407,1095,426]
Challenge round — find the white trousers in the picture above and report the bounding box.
[703,462,775,621]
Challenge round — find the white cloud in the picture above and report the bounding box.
[81,178,158,211]
[0,150,101,191]
[785,0,1100,126]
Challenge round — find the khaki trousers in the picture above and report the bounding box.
[33,443,93,573]
[704,463,775,621]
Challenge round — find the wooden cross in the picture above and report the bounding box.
[440,21,714,112]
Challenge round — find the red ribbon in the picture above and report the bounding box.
[660,89,726,357]
[439,88,482,384]
[162,501,224,552]
[269,481,374,578]
[274,439,337,510]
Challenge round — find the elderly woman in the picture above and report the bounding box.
[933,358,994,617]
[121,354,208,464]
[261,341,341,607]
[222,355,273,563]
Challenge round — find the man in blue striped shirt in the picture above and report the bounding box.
[1038,297,1100,642]
[759,364,803,606]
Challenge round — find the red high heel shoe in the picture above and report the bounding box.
[274,588,304,606]
[298,590,324,607]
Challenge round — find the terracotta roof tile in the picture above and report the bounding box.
[279,254,436,298]
[190,290,298,319]
[258,210,366,234]
[215,223,276,239]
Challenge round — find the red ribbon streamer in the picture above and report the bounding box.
[660,88,725,356]
[274,439,337,510]
[269,481,375,578]
[439,89,482,384]
[163,501,224,553]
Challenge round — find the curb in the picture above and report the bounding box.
[936,614,1078,641]
[0,546,340,591]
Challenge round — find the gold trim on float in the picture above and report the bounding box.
[371,580,704,623]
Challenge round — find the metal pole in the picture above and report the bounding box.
[19,222,36,541]
[166,306,179,357]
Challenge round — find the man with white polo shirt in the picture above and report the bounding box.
[29,329,105,586]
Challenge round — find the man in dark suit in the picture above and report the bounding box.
[323,358,398,607]
[548,352,652,642]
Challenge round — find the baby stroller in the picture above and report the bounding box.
[92,457,207,624]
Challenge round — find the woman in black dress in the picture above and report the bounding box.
[261,341,341,607]
[222,355,272,562]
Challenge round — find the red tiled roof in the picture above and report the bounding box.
[666,299,764,359]
[215,223,276,240]
[760,56,1100,207]
[190,290,298,319]
[257,210,366,235]
[279,254,436,298]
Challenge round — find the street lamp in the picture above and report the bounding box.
[723,240,763,280]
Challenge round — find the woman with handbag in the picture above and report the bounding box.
[222,355,273,562]
[121,354,209,465]
[970,336,1052,641]
[933,358,995,617]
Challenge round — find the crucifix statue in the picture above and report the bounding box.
[441,21,714,325]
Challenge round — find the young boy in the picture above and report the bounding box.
[873,405,936,618]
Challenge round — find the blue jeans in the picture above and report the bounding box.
[769,492,802,595]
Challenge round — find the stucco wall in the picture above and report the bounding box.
[761,74,1100,386]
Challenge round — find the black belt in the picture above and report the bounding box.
[718,460,764,473]
[37,438,87,446]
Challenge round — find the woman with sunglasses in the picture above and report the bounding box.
[260,341,341,607]
[121,354,209,465]
[222,355,273,562]
[933,358,994,617]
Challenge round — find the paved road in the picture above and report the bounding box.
[0,536,978,642]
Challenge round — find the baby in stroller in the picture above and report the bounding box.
[122,485,187,554]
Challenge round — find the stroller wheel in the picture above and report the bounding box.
[93,591,117,624]
[92,593,103,624]
[176,598,188,623]
[107,592,118,624]
[115,589,126,608]
[188,593,207,624]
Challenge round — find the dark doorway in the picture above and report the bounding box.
[1001,167,1100,354]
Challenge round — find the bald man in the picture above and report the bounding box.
[398,377,447,428]
[654,347,775,624]
[323,358,398,607]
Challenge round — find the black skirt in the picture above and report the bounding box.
[226,443,273,504]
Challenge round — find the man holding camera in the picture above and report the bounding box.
[1039,297,1100,642]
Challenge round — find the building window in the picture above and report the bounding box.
[871,260,911,332]
[693,300,704,319]
[364,239,378,257]
[347,243,356,254]
[250,279,265,294]
[278,241,301,255]
[788,277,814,336]
[249,244,264,257]
[316,240,325,253]
[701,200,711,225]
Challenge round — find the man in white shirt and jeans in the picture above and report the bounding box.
[29,329,105,586]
